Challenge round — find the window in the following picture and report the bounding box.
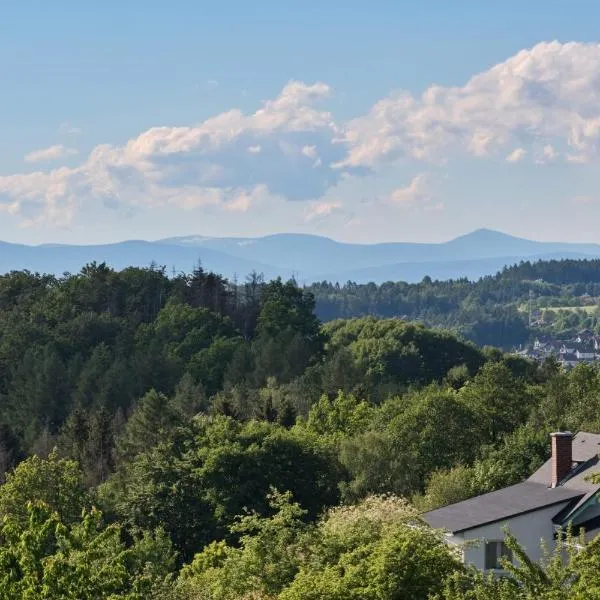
[484,540,512,570]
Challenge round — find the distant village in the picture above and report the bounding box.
[515,329,600,368]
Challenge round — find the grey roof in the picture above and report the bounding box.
[528,431,600,486]
[422,481,583,533]
[423,432,600,534]
[571,432,600,462]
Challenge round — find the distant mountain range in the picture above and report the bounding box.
[2,229,600,284]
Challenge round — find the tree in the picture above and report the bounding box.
[0,422,24,481]
[281,496,462,600]
[252,279,324,384]
[170,372,208,418]
[177,491,310,600]
[0,451,88,528]
[188,336,244,397]
[383,386,483,488]
[304,391,374,441]
[459,362,532,441]
[102,417,343,560]
[0,502,177,599]
[116,389,182,464]
[178,495,463,600]
[414,465,477,512]
[339,430,418,501]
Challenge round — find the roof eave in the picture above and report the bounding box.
[429,495,585,535]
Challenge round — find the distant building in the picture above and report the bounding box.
[516,335,600,368]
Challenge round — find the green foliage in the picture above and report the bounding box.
[459,361,533,441]
[416,425,550,511]
[309,259,600,346]
[0,502,176,599]
[280,496,461,600]
[102,416,343,560]
[0,451,88,527]
[115,388,183,463]
[3,262,600,597]
[177,495,462,600]
[252,278,324,385]
[303,391,375,441]
[178,490,310,599]
[413,465,478,512]
[323,317,484,397]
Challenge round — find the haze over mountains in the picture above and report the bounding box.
[2,229,600,284]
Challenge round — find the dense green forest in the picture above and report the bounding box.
[4,261,600,597]
[309,258,600,347]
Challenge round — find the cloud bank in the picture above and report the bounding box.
[24,145,78,164]
[3,41,600,228]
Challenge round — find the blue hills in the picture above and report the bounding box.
[1,229,599,283]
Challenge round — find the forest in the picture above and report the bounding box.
[309,258,600,347]
[3,261,600,597]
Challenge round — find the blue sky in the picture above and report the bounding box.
[2,1,600,245]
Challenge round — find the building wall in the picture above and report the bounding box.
[448,502,572,571]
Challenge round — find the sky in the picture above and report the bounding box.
[2,1,600,245]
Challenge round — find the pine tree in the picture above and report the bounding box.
[115,389,181,465]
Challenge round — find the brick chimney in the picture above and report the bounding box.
[551,431,573,487]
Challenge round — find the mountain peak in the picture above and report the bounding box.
[450,228,525,244]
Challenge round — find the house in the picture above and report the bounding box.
[558,352,579,368]
[560,344,576,355]
[422,432,600,571]
[576,349,596,361]
[575,329,595,343]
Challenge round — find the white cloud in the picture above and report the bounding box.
[336,41,600,168]
[543,144,558,161]
[6,42,600,231]
[506,148,527,163]
[535,144,559,164]
[566,153,589,164]
[301,145,318,159]
[305,200,342,221]
[387,173,432,208]
[24,145,78,164]
[0,81,340,224]
[223,186,271,213]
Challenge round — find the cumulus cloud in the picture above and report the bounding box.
[305,200,342,221]
[301,145,318,159]
[0,81,342,224]
[506,148,527,163]
[24,145,78,164]
[336,41,600,168]
[387,173,434,209]
[5,42,600,229]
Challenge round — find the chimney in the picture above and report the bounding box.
[551,432,573,487]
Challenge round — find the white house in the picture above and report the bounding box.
[560,344,576,355]
[576,349,596,361]
[423,432,600,571]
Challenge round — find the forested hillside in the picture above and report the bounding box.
[4,262,600,597]
[309,258,600,348]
